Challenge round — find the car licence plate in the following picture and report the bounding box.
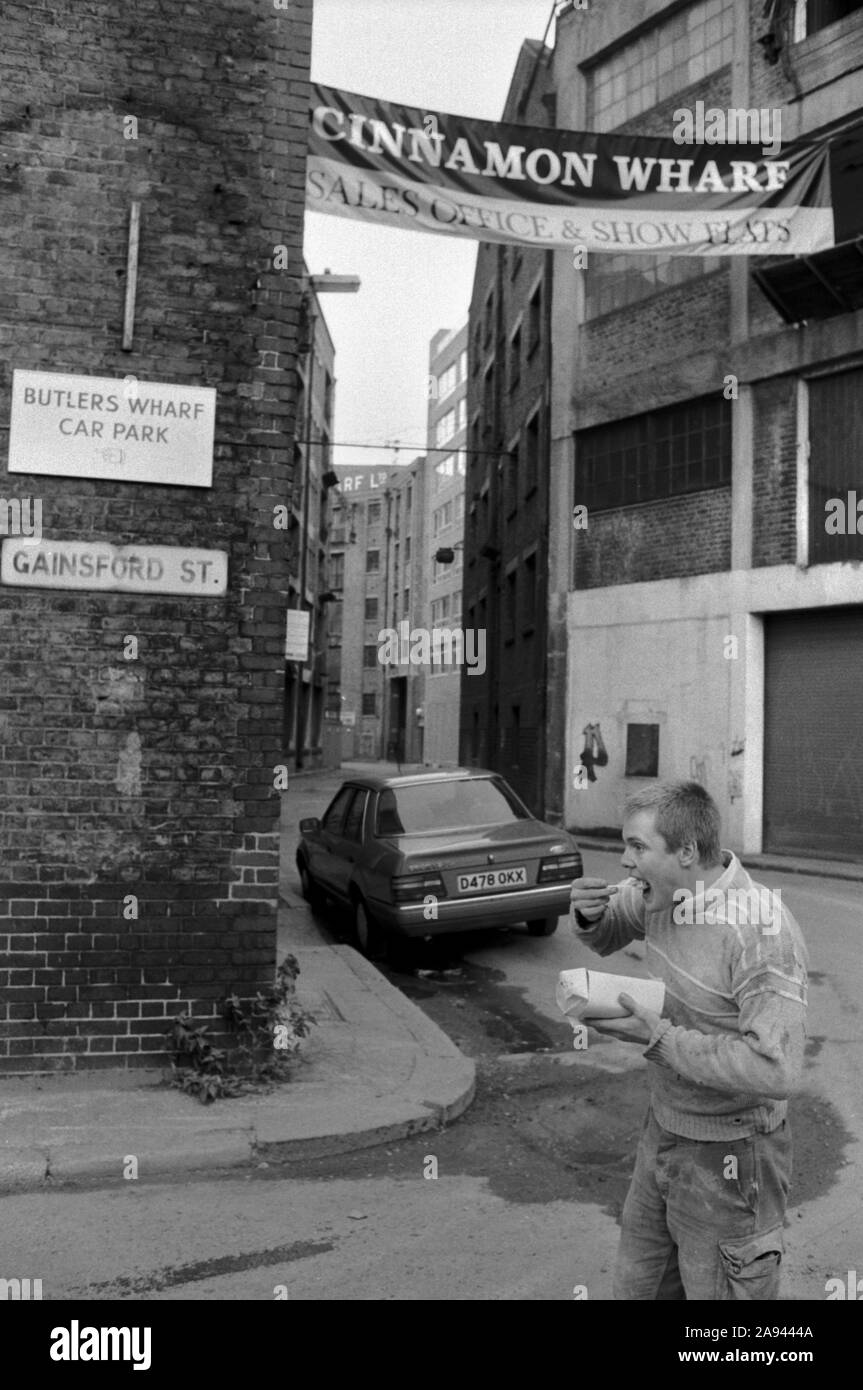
[457,866,527,893]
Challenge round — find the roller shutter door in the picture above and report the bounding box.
[763,607,863,860]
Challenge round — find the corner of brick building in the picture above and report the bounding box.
[0,0,313,1073]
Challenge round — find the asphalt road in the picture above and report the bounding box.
[0,768,858,1303]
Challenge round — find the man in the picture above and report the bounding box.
[570,780,808,1301]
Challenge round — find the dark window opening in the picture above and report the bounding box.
[625,724,660,778]
[578,396,731,512]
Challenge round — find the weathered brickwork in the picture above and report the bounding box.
[574,488,732,591]
[751,376,798,568]
[0,0,312,1071]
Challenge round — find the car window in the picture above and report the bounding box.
[321,786,355,836]
[376,777,529,834]
[342,789,368,843]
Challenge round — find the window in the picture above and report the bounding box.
[363,643,378,668]
[579,395,730,511]
[626,724,660,778]
[367,500,381,524]
[523,552,536,630]
[505,570,517,643]
[366,548,380,573]
[483,288,494,345]
[456,397,467,433]
[454,494,464,522]
[322,785,356,835]
[435,452,466,485]
[436,410,456,447]
[588,0,735,130]
[483,364,494,421]
[794,0,863,38]
[405,536,411,562]
[524,412,540,496]
[585,251,719,319]
[329,551,344,589]
[451,589,462,624]
[438,363,457,399]
[365,596,378,620]
[808,366,863,564]
[528,284,542,355]
[506,441,519,515]
[406,484,412,514]
[431,596,450,625]
[403,586,410,616]
[458,350,468,381]
[342,789,368,842]
[376,776,528,834]
[510,325,522,389]
[362,692,376,716]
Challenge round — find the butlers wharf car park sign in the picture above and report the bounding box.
[0,539,228,596]
[7,370,216,487]
[307,85,834,257]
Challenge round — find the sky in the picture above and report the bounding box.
[304,0,555,473]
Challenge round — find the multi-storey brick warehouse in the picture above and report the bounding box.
[0,0,313,1072]
[464,0,863,860]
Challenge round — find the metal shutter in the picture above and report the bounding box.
[764,607,863,860]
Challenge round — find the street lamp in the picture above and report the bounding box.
[434,541,463,565]
[292,269,360,771]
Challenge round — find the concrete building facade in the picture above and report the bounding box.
[422,324,468,767]
[0,0,312,1072]
[284,270,339,772]
[328,459,426,763]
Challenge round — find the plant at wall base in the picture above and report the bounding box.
[165,955,317,1103]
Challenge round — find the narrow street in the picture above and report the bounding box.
[0,766,857,1302]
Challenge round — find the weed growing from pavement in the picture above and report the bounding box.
[165,955,316,1103]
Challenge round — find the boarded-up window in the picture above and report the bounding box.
[808,367,863,564]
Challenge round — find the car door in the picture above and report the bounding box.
[328,788,369,902]
[312,785,356,893]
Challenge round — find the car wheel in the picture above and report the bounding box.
[353,895,386,960]
[526,915,559,937]
[298,858,326,916]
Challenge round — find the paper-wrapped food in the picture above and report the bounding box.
[556,968,665,1021]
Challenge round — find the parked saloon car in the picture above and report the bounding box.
[296,769,583,958]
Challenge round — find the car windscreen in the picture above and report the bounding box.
[375,778,530,835]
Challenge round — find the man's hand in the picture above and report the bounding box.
[587,992,663,1045]
[570,876,619,923]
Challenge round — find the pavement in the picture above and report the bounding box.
[0,761,475,1193]
[0,758,857,1196]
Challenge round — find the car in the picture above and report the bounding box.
[296,768,583,959]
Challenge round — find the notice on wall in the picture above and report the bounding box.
[0,539,227,596]
[7,370,216,487]
[285,609,310,662]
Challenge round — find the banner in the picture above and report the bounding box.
[307,85,834,256]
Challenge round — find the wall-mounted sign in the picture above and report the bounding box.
[285,609,310,662]
[0,539,227,596]
[7,370,216,487]
[341,710,356,727]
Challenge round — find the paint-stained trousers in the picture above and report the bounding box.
[614,1107,791,1300]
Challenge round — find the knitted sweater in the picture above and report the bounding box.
[572,851,809,1140]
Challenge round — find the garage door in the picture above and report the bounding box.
[764,607,863,860]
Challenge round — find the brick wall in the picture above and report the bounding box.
[574,488,732,590]
[0,0,312,1072]
[752,376,798,568]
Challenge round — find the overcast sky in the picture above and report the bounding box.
[304,0,554,473]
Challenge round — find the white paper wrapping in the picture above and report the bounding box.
[556,968,665,1021]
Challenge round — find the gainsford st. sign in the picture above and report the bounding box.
[0,539,228,596]
[7,370,216,487]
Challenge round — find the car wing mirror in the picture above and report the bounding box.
[299,817,321,833]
